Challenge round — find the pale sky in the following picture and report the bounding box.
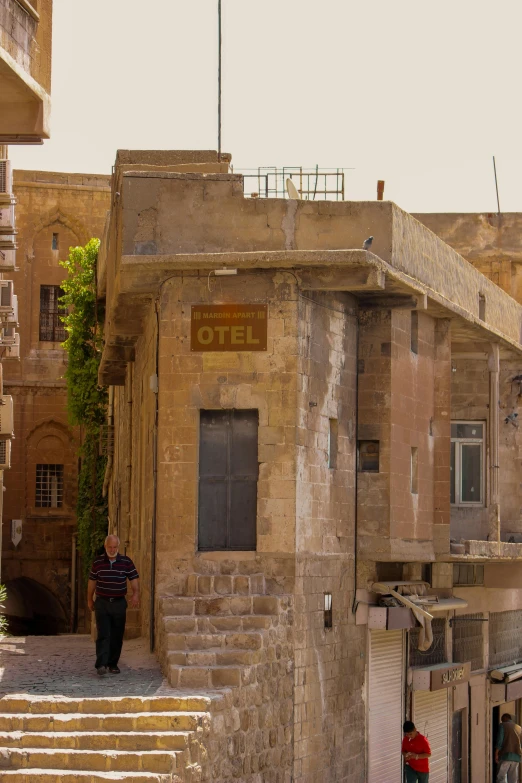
[9,0,522,213]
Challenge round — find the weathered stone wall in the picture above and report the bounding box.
[357,308,451,562]
[293,291,365,782]
[414,212,522,304]
[451,356,522,541]
[117,173,522,346]
[1,169,110,624]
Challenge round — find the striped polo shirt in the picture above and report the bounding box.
[89,553,139,597]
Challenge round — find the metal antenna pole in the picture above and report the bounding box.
[218,0,222,161]
[493,155,501,219]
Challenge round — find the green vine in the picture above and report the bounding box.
[60,238,108,579]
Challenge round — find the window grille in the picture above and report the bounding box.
[39,285,66,342]
[489,610,522,668]
[453,614,485,671]
[36,464,64,508]
[409,618,446,667]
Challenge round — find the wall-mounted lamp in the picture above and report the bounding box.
[324,593,333,629]
[214,268,238,276]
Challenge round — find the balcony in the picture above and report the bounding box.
[0,0,51,143]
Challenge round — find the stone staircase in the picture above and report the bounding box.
[0,693,220,782]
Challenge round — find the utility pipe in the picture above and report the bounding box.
[488,343,500,545]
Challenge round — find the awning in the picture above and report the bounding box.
[490,663,522,683]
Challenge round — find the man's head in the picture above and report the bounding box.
[104,535,120,559]
[501,713,514,723]
[403,721,417,738]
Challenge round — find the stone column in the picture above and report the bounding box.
[488,343,500,545]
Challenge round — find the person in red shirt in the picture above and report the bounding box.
[402,720,432,782]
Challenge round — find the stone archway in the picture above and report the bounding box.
[3,576,68,635]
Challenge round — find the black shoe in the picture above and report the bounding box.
[96,666,107,676]
[108,665,120,674]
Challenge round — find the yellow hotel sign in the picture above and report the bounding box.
[191,305,268,352]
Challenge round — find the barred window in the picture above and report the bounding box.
[39,285,67,342]
[489,610,522,668]
[453,613,485,671]
[36,464,64,508]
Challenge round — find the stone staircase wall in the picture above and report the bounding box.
[157,569,295,782]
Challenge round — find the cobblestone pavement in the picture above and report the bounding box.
[0,635,170,698]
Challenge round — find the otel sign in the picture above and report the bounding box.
[191,305,268,352]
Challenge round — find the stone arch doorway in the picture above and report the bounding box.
[3,577,67,635]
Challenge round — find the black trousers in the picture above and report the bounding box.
[94,597,127,668]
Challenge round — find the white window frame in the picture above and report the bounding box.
[450,420,485,507]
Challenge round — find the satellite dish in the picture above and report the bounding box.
[286,178,301,200]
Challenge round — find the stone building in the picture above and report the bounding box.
[0,169,110,632]
[0,0,52,146]
[94,149,522,783]
[0,0,53,585]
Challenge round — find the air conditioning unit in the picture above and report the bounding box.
[0,202,15,234]
[0,439,12,469]
[7,295,18,326]
[1,325,16,345]
[0,161,13,203]
[0,395,14,440]
[0,235,16,250]
[4,333,20,359]
[0,248,16,272]
[0,281,14,313]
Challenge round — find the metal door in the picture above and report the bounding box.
[452,709,464,783]
[198,410,258,550]
[368,630,404,783]
[414,689,449,783]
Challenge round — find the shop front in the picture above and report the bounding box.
[412,661,471,783]
[368,629,405,783]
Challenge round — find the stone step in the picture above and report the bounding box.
[160,595,280,617]
[163,615,273,634]
[167,648,258,667]
[1,771,178,783]
[0,730,191,751]
[166,631,263,651]
[0,710,207,734]
[5,748,179,773]
[0,695,212,715]
[184,573,266,596]
[168,665,242,689]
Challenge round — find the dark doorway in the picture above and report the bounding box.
[3,577,67,635]
[492,706,500,783]
[198,409,258,551]
[452,709,464,783]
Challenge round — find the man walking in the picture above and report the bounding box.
[87,535,139,676]
[402,720,431,782]
[495,713,522,783]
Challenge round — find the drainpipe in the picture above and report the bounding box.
[70,532,77,632]
[352,314,360,612]
[102,386,114,498]
[488,343,500,549]
[149,299,160,652]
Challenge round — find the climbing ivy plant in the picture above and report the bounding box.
[60,238,108,579]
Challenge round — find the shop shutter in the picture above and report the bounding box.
[368,630,404,783]
[413,689,448,783]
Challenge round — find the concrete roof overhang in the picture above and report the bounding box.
[0,46,50,143]
[99,248,522,385]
